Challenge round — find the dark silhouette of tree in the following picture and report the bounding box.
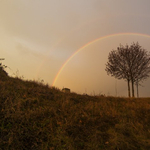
[105,42,150,97]
[129,43,150,97]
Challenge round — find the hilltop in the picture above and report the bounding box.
[0,69,150,150]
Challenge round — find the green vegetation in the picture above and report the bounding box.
[0,69,150,150]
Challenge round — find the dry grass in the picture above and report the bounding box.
[0,72,150,149]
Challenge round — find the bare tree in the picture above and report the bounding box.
[105,42,150,97]
[128,43,150,97]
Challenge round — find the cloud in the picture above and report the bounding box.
[16,43,43,59]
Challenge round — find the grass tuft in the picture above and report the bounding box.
[0,71,150,149]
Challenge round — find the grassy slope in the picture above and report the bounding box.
[0,72,150,150]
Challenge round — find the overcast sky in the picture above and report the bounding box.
[1,0,150,97]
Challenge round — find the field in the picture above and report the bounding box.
[0,71,150,150]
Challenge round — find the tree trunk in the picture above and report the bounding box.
[131,79,134,97]
[136,80,139,98]
[127,79,131,97]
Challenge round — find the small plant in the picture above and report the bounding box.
[0,58,8,79]
[0,70,150,149]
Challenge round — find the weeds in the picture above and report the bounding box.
[0,72,150,149]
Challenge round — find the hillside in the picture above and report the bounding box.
[0,69,150,150]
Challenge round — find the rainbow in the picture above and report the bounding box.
[52,32,150,86]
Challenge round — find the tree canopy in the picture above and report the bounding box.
[105,42,150,97]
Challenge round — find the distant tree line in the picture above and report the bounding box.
[105,42,150,97]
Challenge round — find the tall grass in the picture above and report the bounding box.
[0,73,150,149]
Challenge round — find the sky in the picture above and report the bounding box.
[1,0,150,97]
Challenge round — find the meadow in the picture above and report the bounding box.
[0,69,150,150]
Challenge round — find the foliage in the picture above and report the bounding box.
[0,59,8,80]
[0,71,150,149]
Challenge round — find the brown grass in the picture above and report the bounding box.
[0,72,150,149]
